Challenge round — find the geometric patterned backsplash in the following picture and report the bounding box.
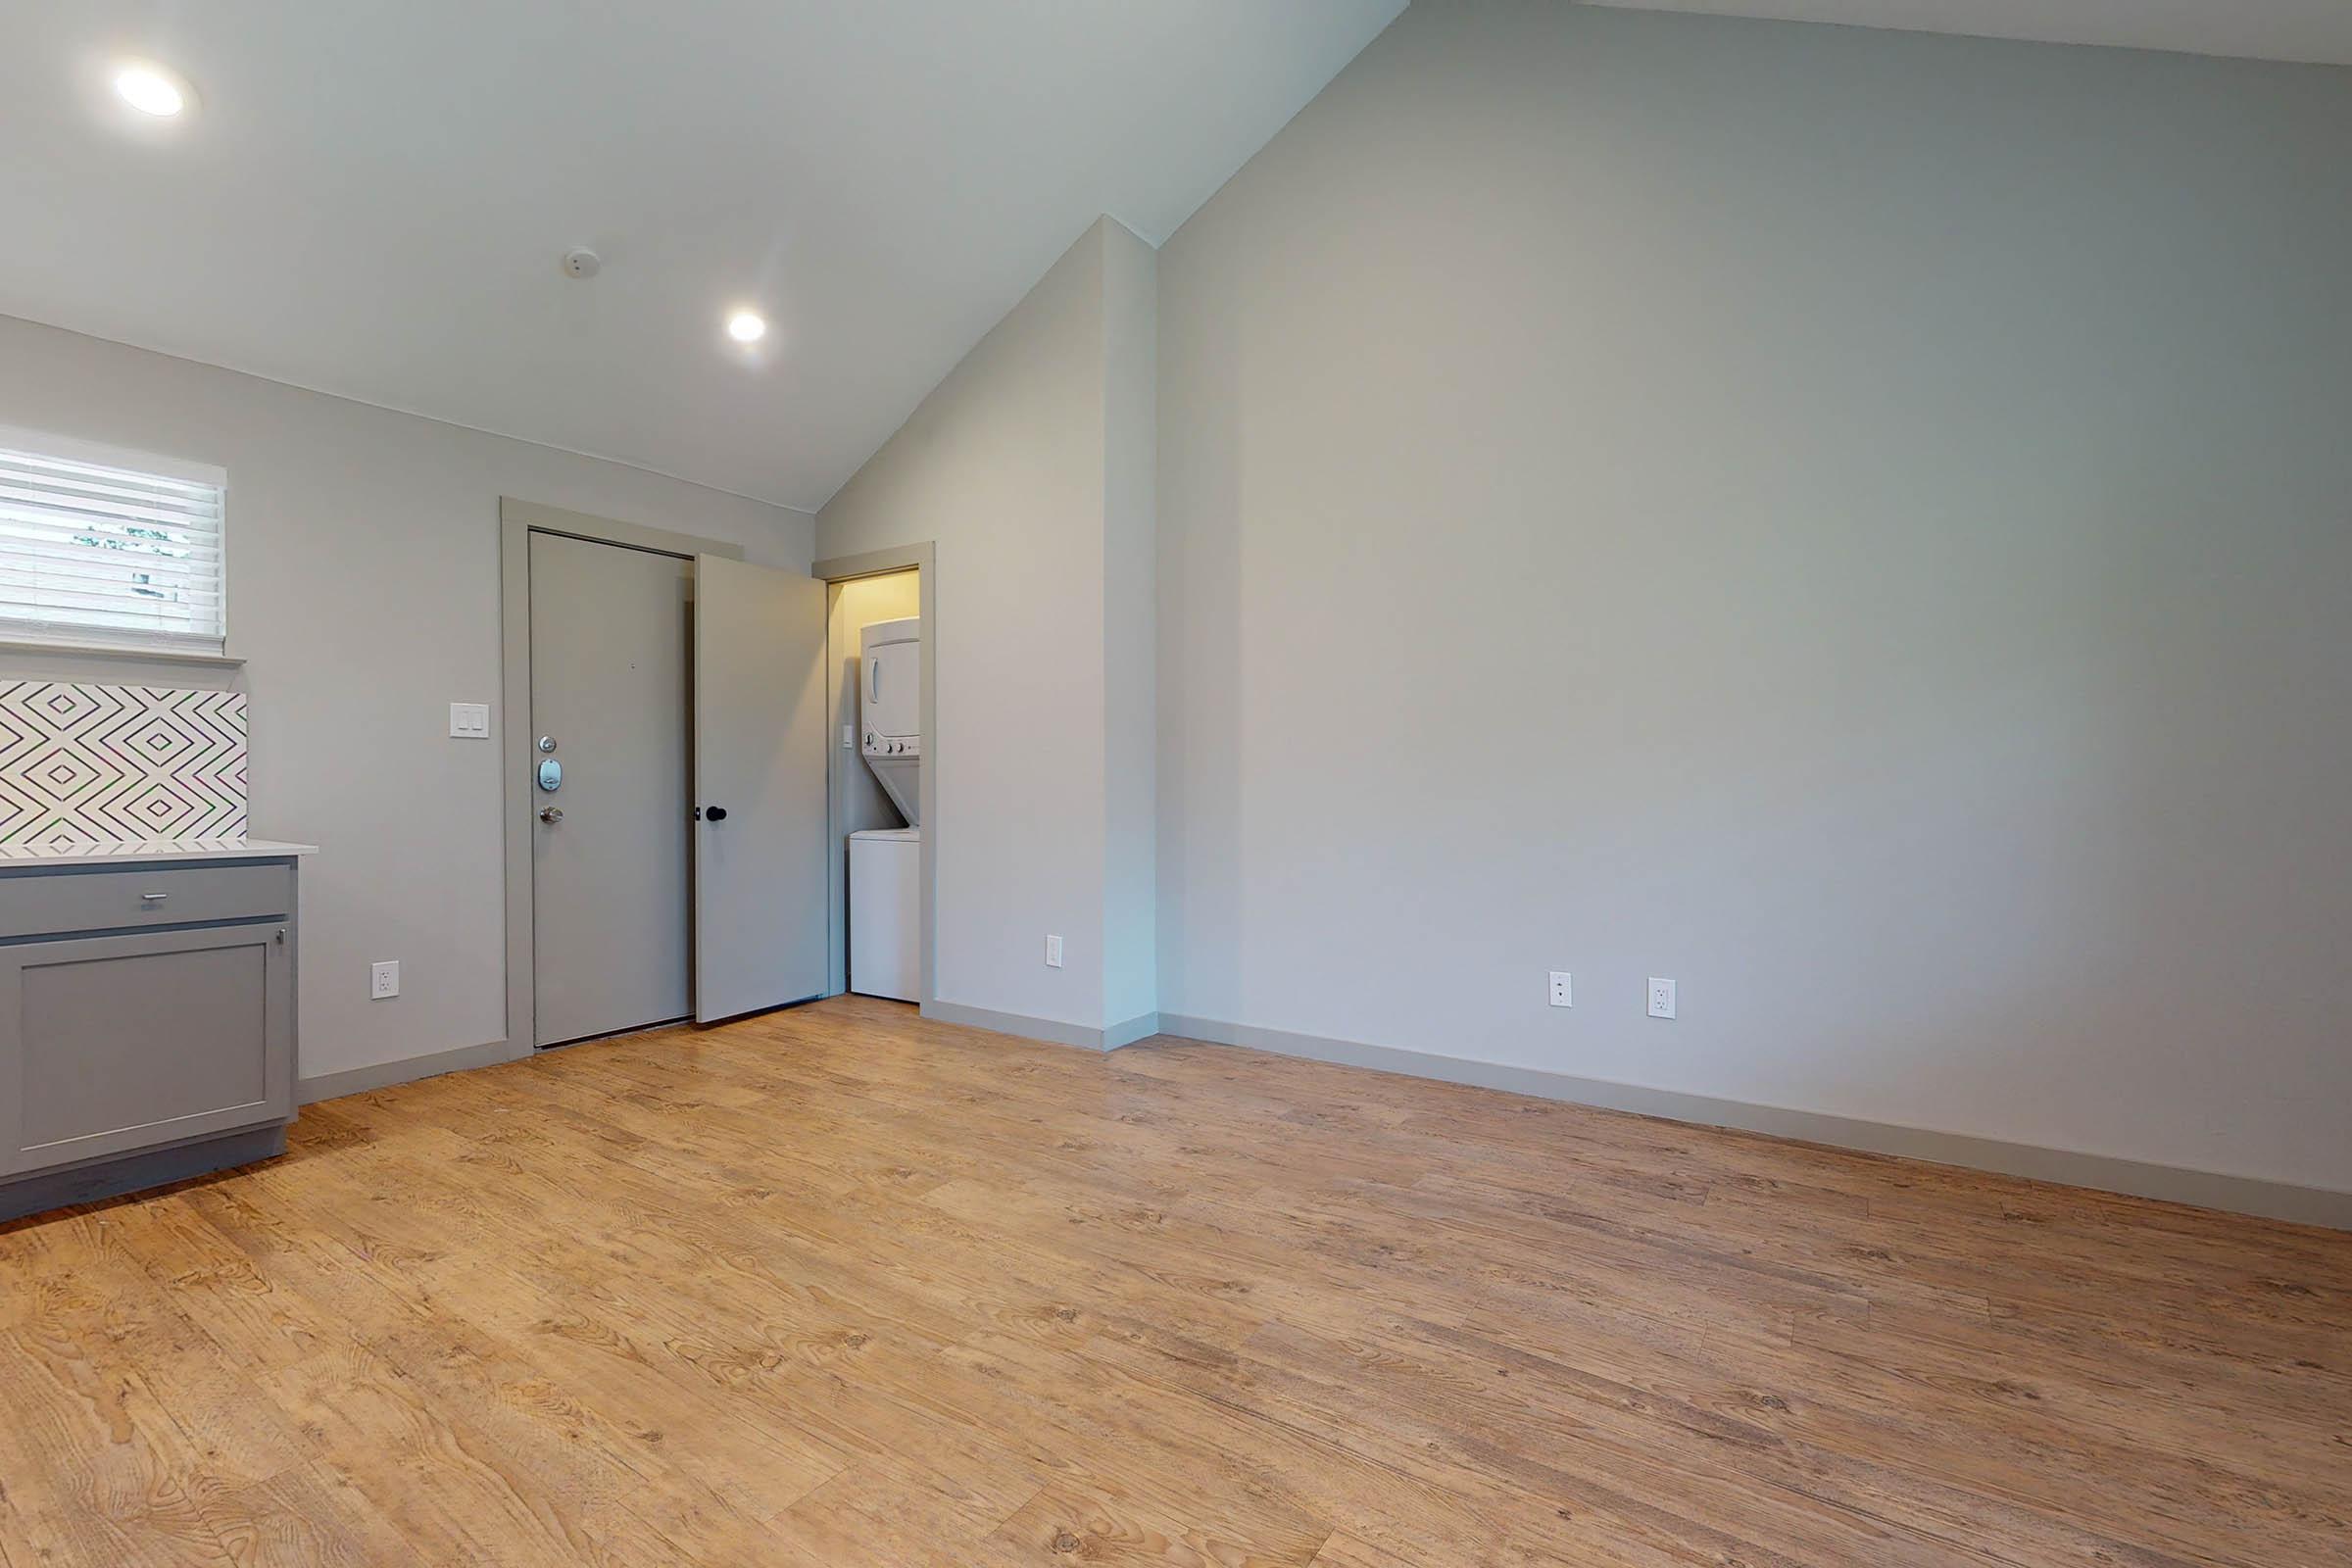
[0,683,247,845]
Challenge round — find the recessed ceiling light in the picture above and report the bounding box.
[725,310,767,345]
[114,62,191,118]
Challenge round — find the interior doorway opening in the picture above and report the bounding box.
[817,546,936,1008]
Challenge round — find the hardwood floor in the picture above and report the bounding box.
[1,995,2345,1566]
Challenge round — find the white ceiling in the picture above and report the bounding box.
[0,2,1404,513]
[1582,1,2352,66]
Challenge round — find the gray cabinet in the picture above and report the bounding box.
[0,861,295,941]
[0,854,301,1219]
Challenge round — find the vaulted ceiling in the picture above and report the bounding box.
[4,3,2339,513]
[0,2,1404,512]
[1583,1,2352,66]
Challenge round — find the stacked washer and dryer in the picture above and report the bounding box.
[849,615,920,1001]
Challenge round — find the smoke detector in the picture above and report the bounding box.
[561,248,601,279]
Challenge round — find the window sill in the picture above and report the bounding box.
[0,637,245,668]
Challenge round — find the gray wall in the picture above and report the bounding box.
[819,221,1112,1031]
[1155,4,2352,1193]
[819,218,1158,1035]
[0,314,812,1084]
[1102,225,1159,1031]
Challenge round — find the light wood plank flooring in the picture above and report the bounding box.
[1,995,2346,1566]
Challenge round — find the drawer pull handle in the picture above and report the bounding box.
[139,892,169,903]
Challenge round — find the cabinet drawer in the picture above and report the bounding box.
[0,862,293,940]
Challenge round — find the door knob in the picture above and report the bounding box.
[704,806,728,822]
[539,807,564,824]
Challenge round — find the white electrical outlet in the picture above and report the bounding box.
[1548,970,1573,1007]
[1045,934,1063,968]
[448,702,490,739]
[1647,977,1677,1019]
[370,960,401,1000]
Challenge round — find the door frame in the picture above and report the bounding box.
[813,542,937,1010]
[499,498,744,1058]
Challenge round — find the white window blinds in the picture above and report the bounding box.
[0,432,226,656]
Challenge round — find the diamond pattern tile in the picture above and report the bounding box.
[0,683,247,843]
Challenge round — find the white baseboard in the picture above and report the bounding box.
[289,1005,2350,1232]
[1151,1013,2352,1232]
[918,1002,1162,1053]
[1103,1010,1163,1050]
[299,1039,518,1104]
[921,1000,1113,1051]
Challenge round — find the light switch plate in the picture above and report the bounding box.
[449,702,490,739]
[1045,934,1063,968]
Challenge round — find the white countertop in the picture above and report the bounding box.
[0,838,318,866]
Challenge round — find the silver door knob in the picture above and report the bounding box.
[539,807,564,824]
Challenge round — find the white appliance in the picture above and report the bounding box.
[851,615,921,1001]
[858,615,919,826]
[850,827,919,1001]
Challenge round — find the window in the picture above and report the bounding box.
[0,428,226,656]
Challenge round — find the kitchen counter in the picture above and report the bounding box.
[0,837,318,865]
[0,838,310,1221]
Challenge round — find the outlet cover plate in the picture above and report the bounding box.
[1647,977,1676,1019]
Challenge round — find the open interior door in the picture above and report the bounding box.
[693,555,828,1021]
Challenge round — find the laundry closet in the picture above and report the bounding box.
[821,566,924,1003]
